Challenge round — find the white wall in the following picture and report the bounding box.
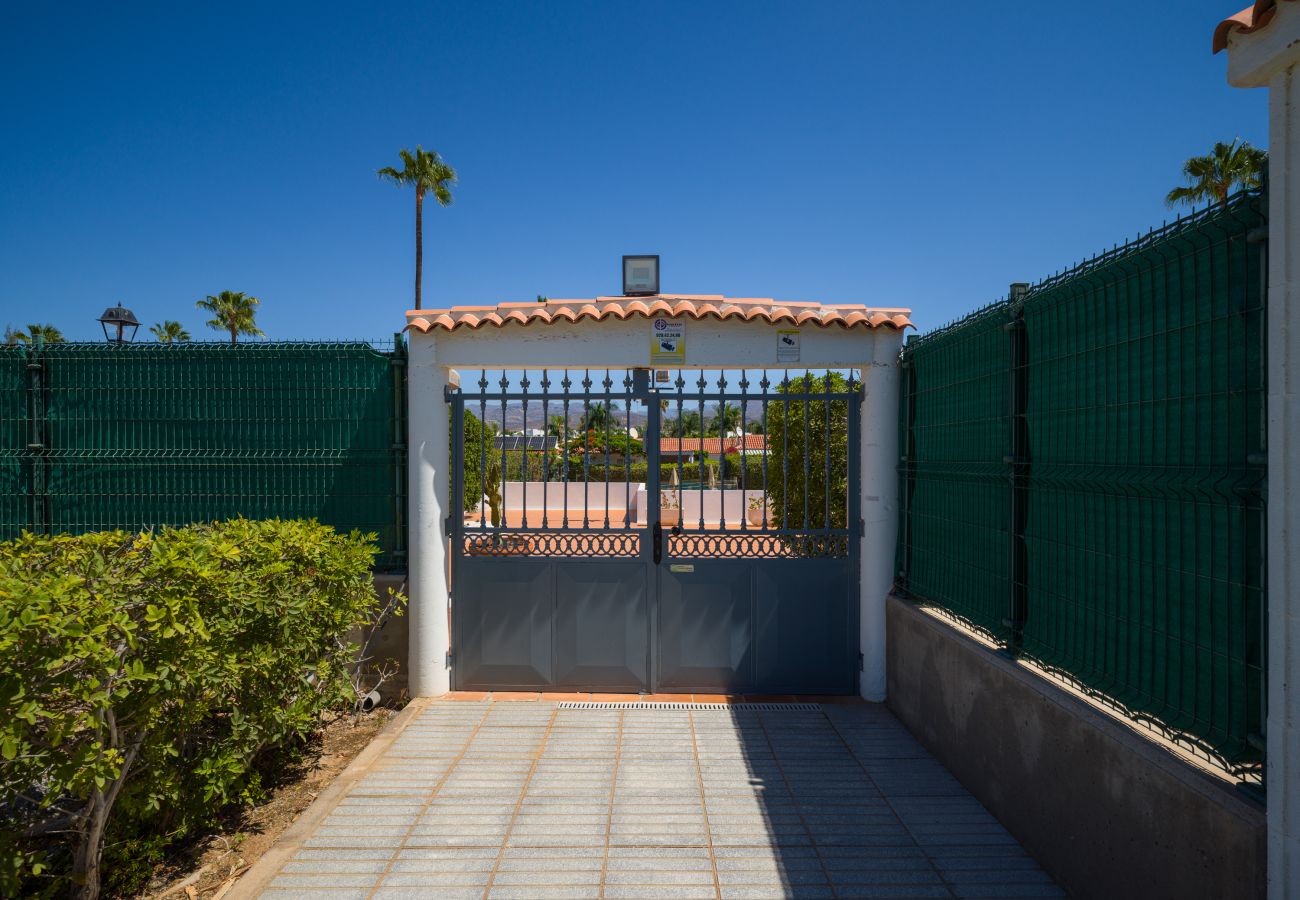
[500,481,637,513]
[417,315,902,369]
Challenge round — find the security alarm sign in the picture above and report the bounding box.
[777,329,801,362]
[650,318,685,365]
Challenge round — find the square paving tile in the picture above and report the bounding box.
[253,700,1059,898]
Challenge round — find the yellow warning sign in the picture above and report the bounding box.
[650,318,685,365]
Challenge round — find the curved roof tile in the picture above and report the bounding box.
[405,294,912,334]
[1215,1,1294,52]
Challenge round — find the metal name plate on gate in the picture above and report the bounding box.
[670,564,694,573]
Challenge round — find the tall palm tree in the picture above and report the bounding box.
[149,320,191,343]
[546,414,568,438]
[1166,140,1267,208]
[377,146,457,310]
[196,291,264,345]
[12,323,64,345]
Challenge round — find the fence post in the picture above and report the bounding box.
[1004,283,1030,654]
[895,336,916,596]
[390,332,408,567]
[24,339,48,534]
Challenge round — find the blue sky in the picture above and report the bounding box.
[0,1,1267,341]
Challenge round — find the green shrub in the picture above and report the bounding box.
[765,373,851,528]
[0,519,397,899]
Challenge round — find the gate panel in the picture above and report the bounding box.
[451,369,652,692]
[656,369,861,695]
[455,558,553,689]
[554,561,649,689]
[754,559,854,693]
[657,563,754,692]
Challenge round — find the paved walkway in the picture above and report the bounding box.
[253,700,1063,900]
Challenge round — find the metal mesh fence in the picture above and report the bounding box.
[0,340,408,569]
[897,189,1267,777]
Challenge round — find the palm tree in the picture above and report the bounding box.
[708,402,742,437]
[149,320,191,343]
[196,291,264,345]
[377,146,457,310]
[670,409,703,438]
[12,323,64,345]
[581,401,620,432]
[1166,140,1267,208]
[546,414,568,438]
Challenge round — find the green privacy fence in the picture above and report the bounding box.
[0,340,408,569]
[897,189,1267,778]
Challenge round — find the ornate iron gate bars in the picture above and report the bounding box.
[450,368,648,558]
[656,368,861,562]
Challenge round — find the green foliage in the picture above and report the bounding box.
[0,519,394,898]
[706,402,741,437]
[377,146,457,207]
[764,373,850,529]
[148,321,190,343]
[195,291,264,345]
[578,401,620,432]
[484,463,503,527]
[9,323,65,345]
[1166,139,1267,208]
[663,409,702,437]
[564,429,643,458]
[458,409,492,511]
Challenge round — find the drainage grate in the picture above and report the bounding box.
[557,702,822,711]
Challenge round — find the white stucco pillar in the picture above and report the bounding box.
[1223,8,1300,896]
[1264,57,1300,900]
[859,333,904,700]
[407,333,452,697]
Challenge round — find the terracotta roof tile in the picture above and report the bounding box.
[1214,0,1294,52]
[406,295,912,334]
[661,435,768,455]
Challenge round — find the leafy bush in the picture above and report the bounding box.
[764,372,851,529]
[0,519,397,899]
[459,409,491,511]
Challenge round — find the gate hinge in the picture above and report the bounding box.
[858,652,864,672]
[445,515,454,533]
[443,384,459,402]
[445,649,453,668]
[1247,226,1268,244]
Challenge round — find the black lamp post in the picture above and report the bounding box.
[98,303,140,344]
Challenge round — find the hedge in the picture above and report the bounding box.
[0,519,399,899]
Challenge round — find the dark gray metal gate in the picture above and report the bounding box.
[449,367,860,694]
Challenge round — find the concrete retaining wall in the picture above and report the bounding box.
[886,594,1265,900]
[348,573,410,698]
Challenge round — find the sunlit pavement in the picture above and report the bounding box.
[256,699,1062,900]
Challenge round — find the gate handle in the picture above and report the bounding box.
[652,520,662,565]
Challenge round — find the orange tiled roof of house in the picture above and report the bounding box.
[406,295,912,333]
[1214,0,1295,51]
[661,435,767,455]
